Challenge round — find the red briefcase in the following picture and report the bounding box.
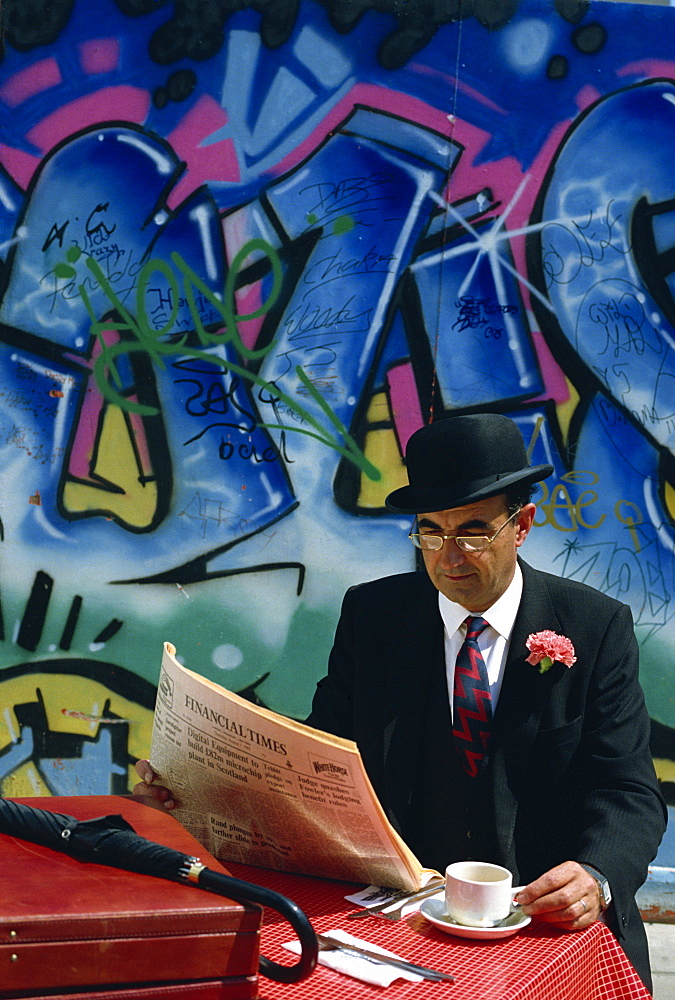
[0,796,261,1000]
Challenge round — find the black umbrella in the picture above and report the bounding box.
[0,798,317,984]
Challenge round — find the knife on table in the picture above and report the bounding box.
[316,933,455,982]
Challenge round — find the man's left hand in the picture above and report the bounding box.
[514,861,601,929]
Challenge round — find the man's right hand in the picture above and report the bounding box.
[132,759,177,810]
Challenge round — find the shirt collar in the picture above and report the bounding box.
[437,562,523,639]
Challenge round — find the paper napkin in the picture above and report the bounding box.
[282,927,424,987]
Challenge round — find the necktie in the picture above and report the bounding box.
[452,616,492,777]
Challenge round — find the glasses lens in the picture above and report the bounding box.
[455,535,490,553]
[410,533,443,550]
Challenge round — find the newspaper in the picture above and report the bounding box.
[149,642,432,890]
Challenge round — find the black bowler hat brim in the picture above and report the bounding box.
[385,414,554,515]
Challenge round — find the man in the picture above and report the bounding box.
[135,413,666,989]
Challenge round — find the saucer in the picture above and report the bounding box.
[419,898,531,940]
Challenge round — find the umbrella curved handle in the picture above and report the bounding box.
[197,868,317,983]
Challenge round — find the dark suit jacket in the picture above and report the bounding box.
[307,559,666,990]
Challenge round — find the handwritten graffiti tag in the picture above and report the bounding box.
[54,240,381,482]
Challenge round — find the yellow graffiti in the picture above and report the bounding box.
[0,673,154,798]
[653,757,675,785]
[555,378,580,443]
[534,472,606,532]
[3,762,51,797]
[357,392,407,509]
[524,414,545,463]
[615,500,644,553]
[665,479,675,522]
[62,402,159,528]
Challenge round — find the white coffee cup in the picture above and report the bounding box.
[445,861,522,927]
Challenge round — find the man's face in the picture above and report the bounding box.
[417,494,535,612]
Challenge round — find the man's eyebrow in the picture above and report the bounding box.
[417,516,491,531]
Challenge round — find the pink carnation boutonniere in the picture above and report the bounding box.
[525,630,577,674]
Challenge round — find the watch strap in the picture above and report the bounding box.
[579,863,611,911]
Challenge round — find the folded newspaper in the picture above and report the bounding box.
[149,642,434,890]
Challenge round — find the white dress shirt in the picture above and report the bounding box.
[438,563,523,719]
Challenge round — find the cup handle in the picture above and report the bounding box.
[511,885,526,907]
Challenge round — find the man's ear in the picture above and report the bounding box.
[515,503,536,547]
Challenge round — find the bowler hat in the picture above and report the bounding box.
[385,413,553,514]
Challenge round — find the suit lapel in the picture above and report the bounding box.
[490,560,564,864]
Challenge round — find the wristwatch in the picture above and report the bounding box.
[579,863,612,911]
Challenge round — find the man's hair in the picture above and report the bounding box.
[504,482,537,516]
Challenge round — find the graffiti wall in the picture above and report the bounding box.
[0,0,673,806]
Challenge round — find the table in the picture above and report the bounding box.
[227,863,652,1000]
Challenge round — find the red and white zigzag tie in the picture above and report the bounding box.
[452,616,492,777]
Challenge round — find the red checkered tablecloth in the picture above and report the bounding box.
[227,864,652,1000]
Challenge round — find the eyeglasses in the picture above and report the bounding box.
[409,508,521,553]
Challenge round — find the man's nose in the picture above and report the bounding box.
[438,536,466,566]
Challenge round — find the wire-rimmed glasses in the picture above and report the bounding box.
[409,508,521,553]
